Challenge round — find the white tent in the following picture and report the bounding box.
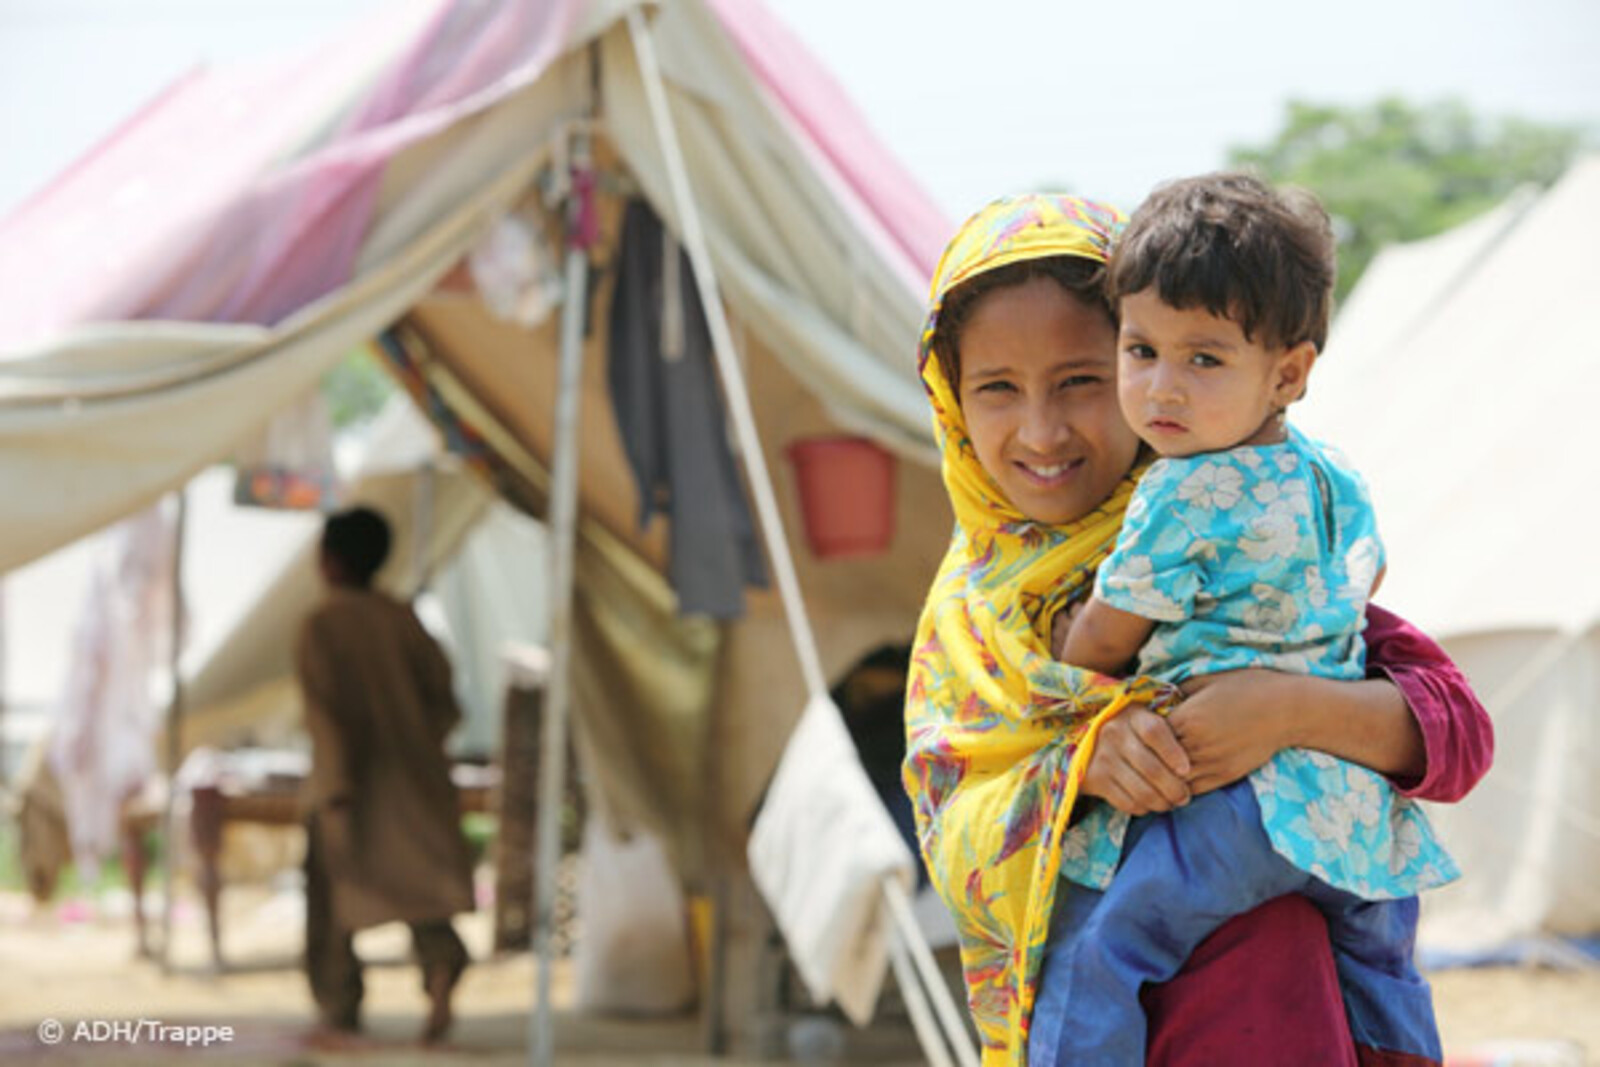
[1299,157,1600,952]
[0,0,969,1056]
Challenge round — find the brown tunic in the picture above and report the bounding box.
[296,588,474,930]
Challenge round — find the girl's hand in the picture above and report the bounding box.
[1080,705,1193,815]
[1169,670,1296,795]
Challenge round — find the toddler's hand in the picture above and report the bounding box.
[1170,669,1293,794]
[1050,600,1086,661]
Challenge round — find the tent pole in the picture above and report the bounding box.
[159,487,188,974]
[624,7,826,701]
[888,932,956,1067]
[883,877,980,1066]
[627,16,971,1064]
[529,128,592,1067]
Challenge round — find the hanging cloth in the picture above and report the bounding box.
[607,199,766,619]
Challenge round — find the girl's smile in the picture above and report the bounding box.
[955,277,1141,525]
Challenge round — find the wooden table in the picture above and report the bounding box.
[123,761,494,970]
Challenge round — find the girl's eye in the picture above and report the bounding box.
[1058,375,1101,390]
[1192,352,1223,368]
[974,380,1016,395]
[1125,344,1155,361]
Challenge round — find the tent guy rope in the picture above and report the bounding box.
[626,8,977,1064]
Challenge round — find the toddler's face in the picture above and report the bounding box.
[956,278,1141,525]
[1116,290,1313,458]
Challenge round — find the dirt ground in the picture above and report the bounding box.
[0,885,1596,1066]
[0,882,922,1066]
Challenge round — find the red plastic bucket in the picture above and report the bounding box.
[786,435,896,559]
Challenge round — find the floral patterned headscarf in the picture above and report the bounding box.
[903,194,1175,1062]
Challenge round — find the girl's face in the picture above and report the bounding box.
[955,277,1141,525]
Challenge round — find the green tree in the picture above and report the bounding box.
[1229,97,1589,298]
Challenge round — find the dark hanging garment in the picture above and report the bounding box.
[607,199,767,618]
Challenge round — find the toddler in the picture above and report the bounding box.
[1037,172,1458,1065]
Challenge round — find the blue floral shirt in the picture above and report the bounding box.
[1059,428,1458,899]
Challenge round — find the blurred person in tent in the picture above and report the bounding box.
[297,506,473,1044]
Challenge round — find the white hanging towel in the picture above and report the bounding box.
[747,692,917,1025]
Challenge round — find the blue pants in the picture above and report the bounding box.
[1027,781,1440,1066]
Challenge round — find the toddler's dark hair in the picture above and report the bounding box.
[1109,171,1336,351]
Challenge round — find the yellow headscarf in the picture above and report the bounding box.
[904,194,1175,1062]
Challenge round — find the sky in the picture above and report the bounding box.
[1,0,1597,221]
[0,0,1593,710]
